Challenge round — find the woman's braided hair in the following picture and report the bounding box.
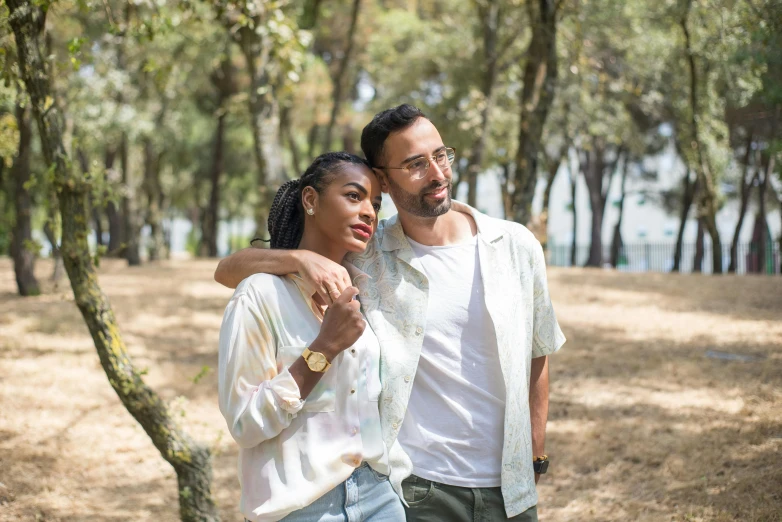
[261,151,370,249]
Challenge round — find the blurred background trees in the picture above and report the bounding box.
[1,0,781,293]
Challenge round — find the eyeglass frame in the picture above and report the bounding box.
[375,147,456,178]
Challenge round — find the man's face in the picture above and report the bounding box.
[377,118,453,218]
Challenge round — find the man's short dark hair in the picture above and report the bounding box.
[361,104,427,167]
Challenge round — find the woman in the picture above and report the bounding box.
[218,152,404,522]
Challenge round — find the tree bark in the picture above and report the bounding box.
[104,148,123,255]
[693,217,705,273]
[610,156,630,268]
[10,100,40,296]
[322,0,361,151]
[7,3,220,520]
[728,134,756,273]
[510,0,558,226]
[681,0,722,274]
[142,138,166,261]
[568,161,578,267]
[756,150,774,274]
[672,137,698,273]
[466,0,501,208]
[202,110,226,258]
[43,220,65,285]
[281,106,303,175]
[582,141,621,267]
[77,148,105,247]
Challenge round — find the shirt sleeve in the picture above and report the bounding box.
[530,240,566,358]
[218,292,304,449]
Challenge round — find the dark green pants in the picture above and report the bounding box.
[402,475,538,522]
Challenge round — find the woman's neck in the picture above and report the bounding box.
[297,231,348,266]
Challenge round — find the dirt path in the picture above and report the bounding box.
[1,259,780,521]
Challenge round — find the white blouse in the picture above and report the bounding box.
[218,273,388,522]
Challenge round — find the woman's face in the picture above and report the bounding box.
[303,163,382,253]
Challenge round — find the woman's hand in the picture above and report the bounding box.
[294,250,353,304]
[310,287,365,360]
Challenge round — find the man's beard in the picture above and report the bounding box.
[386,176,452,218]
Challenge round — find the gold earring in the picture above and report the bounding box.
[306,208,314,216]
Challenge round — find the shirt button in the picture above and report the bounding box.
[352,427,358,435]
[415,327,423,335]
[392,422,398,429]
[351,349,356,355]
[350,389,356,394]
[404,376,410,383]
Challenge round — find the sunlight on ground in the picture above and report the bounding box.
[0,258,780,521]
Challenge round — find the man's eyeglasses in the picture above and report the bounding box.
[377,147,456,180]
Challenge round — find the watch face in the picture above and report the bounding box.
[307,351,328,372]
[311,356,328,372]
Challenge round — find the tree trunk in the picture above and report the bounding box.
[568,163,578,267]
[693,218,705,273]
[77,148,105,247]
[672,163,698,272]
[281,106,303,174]
[682,0,722,274]
[142,138,166,261]
[7,3,220,520]
[466,0,500,208]
[610,157,630,268]
[10,100,40,296]
[105,148,123,255]
[235,24,285,241]
[756,150,774,274]
[202,110,226,258]
[120,134,141,266]
[43,220,65,285]
[510,0,558,226]
[728,134,755,273]
[322,0,361,151]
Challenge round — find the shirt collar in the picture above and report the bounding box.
[379,200,505,254]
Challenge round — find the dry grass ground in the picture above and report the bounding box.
[0,257,780,522]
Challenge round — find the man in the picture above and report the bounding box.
[214,104,565,521]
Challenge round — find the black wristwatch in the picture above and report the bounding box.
[533,455,549,474]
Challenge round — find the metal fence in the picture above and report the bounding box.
[547,241,782,275]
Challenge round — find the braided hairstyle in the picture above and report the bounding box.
[263,151,370,249]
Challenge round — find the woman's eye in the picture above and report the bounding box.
[347,192,360,200]
[373,204,381,212]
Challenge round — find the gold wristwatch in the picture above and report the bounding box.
[302,347,331,373]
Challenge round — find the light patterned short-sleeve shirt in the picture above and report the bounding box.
[344,201,566,517]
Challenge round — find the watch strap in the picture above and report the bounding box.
[302,347,331,373]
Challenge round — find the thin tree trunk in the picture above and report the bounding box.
[202,110,226,258]
[7,3,220,520]
[466,0,500,208]
[569,163,578,267]
[756,151,774,274]
[77,148,105,247]
[610,157,630,268]
[682,0,722,274]
[142,138,165,261]
[120,134,141,265]
[728,134,756,273]
[10,100,40,296]
[510,0,559,226]
[43,220,64,285]
[280,106,303,174]
[693,218,705,273]
[104,148,122,255]
[322,0,361,151]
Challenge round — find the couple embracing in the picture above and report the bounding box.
[215,104,566,522]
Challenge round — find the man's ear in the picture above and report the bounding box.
[373,168,390,194]
[301,186,318,214]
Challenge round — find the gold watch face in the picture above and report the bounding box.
[306,351,329,372]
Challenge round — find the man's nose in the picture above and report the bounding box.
[426,159,448,182]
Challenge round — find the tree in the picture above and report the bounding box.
[509,0,559,226]
[9,97,40,296]
[6,2,220,519]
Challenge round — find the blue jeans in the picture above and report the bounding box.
[248,464,405,522]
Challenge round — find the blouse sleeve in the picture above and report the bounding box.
[218,292,305,449]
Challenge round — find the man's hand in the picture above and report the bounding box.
[295,250,352,304]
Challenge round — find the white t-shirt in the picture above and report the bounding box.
[398,234,506,488]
